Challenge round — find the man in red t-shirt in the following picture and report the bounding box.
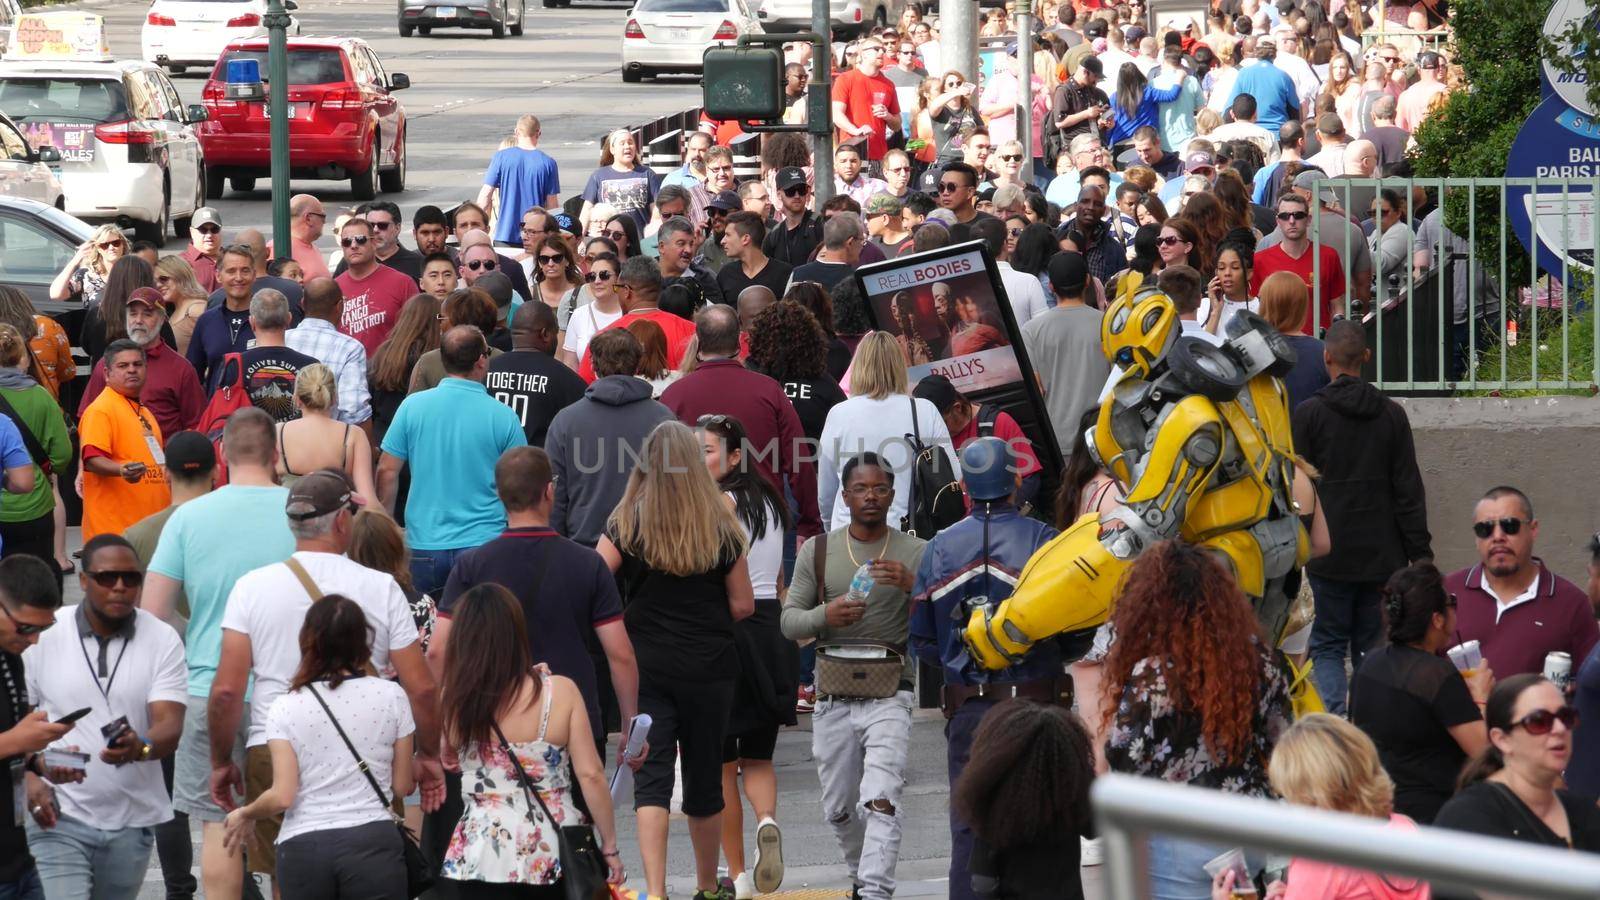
[1251,193,1346,334]
[831,37,901,161]
[577,257,695,382]
[334,217,416,355]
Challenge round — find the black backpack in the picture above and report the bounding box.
[902,396,964,538]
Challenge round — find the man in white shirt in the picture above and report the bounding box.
[1304,113,1353,177]
[973,218,1048,326]
[23,534,187,899]
[206,469,441,893]
[1271,28,1321,111]
[1097,26,1137,81]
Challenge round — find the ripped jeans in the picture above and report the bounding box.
[811,690,914,899]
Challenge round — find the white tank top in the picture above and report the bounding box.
[729,491,784,599]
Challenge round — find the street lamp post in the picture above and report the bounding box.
[264,0,292,260]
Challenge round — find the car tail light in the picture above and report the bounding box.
[318,86,366,111]
[852,7,862,21]
[202,81,241,111]
[712,20,738,39]
[146,12,176,25]
[226,13,262,26]
[624,19,644,38]
[94,119,158,145]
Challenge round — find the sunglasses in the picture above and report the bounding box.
[195,224,221,235]
[1512,706,1579,736]
[86,569,144,588]
[585,270,615,282]
[938,181,966,193]
[98,239,127,250]
[537,254,565,265]
[1472,517,1526,539]
[465,259,497,271]
[369,221,394,230]
[340,235,370,247]
[0,601,49,636]
[1277,211,1309,221]
[697,414,730,427]
[604,229,628,240]
[999,154,1022,162]
[1156,235,1186,246]
[1007,227,1023,237]
[885,166,910,174]
[782,185,810,197]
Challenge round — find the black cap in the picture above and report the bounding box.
[1416,50,1443,69]
[1078,56,1104,78]
[776,166,809,191]
[1047,251,1088,294]
[912,373,960,414]
[708,190,741,211]
[163,431,216,475]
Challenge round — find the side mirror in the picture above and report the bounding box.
[285,0,299,9]
[35,145,59,163]
[186,103,209,123]
[389,73,410,90]
[757,7,769,16]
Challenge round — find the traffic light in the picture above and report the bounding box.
[702,46,783,121]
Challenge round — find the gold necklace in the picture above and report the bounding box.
[845,528,889,567]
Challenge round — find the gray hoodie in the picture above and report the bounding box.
[546,374,675,547]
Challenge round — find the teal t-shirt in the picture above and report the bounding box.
[147,485,294,697]
[381,377,526,550]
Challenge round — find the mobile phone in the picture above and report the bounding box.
[53,707,91,726]
[101,715,132,748]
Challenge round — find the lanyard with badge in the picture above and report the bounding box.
[127,397,165,469]
[76,623,130,709]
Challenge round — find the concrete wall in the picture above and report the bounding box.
[1396,395,1600,585]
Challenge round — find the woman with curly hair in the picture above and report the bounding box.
[747,300,846,441]
[760,133,813,203]
[1102,540,1293,899]
[782,281,853,380]
[953,701,1096,899]
[1176,193,1230,273]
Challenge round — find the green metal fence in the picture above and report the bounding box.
[1359,27,1452,57]
[1294,175,1598,395]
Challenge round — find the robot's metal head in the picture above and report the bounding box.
[960,436,1016,502]
[1101,273,1178,379]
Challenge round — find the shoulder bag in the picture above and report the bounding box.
[810,530,907,700]
[494,721,609,900]
[902,395,964,538]
[306,683,434,898]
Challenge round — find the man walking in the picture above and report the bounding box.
[1227,38,1300,132]
[486,301,587,446]
[80,340,171,541]
[286,277,374,435]
[1251,193,1346,334]
[186,245,260,389]
[234,290,318,423]
[788,214,864,292]
[834,144,888,207]
[335,217,415,356]
[77,287,203,439]
[478,115,561,245]
[576,257,696,381]
[279,195,330,282]
[658,216,724,307]
[1020,253,1109,455]
[782,453,926,900]
[335,202,424,283]
[1291,320,1432,714]
[378,326,527,596]
[22,534,187,899]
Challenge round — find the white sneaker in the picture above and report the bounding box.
[1080,835,1103,866]
[732,870,756,899]
[754,816,785,892]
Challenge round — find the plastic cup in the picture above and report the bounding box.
[1203,848,1257,899]
[1447,640,1482,673]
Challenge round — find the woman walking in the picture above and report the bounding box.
[276,364,380,508]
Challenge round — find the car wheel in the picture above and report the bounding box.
[135,184,170,248]
[400,23,415,36]
[352,135,379,200]
[379,127,406,193]
[492,20,506,37]
[205,168,225,199]
[419,25,432,35]
[231,175,256,192]
[622,66,642,83]
[510,0,524,35]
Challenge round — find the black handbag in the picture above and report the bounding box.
[494,721,609,900]
[902,395,964,538]
[306,683,435,898]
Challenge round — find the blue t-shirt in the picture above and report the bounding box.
[0,417,29,553]
[381,377,526,550]
[146,485,294,697]
[484,147,562,245]
[1228,61,1300,132]
[581,165,660,232]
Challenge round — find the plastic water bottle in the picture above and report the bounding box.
[847,563,875,603]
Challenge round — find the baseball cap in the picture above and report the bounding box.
[1292,168,1337,204]
[1125,25,1147,43]
[1316,112,1346,137]
[191,207,222,229]
[1084,19,1108,38]
[1416,50,1443,69]
[551,212,580,236]
[776,166,809,192]
[474,270,515,309]
[1047,251,1088,294]
[912,373,960,414]
[925,208,958,226]
[1078,56,1104,78]
[285,468,365,521]
[865,193,903,215]
[126,286,164,308]
[708,190,742,212]
[163,431,216,476]
[1184,149,1216,172]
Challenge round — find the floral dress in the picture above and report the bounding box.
[442,670,586,885]
[68,266,107,308]
[1105,642,1293,799]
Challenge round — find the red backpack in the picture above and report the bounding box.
[194,353,250,484]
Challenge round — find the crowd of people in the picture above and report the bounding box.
[1,1,1595,899]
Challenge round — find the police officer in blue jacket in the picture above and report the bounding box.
[909,436,1070,900]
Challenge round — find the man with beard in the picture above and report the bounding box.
[236,290,318,423]
[762,167,823,266]
[1058,184,1126,286]
[78,288,204,439]
[21,534,186,899]
[658,216,724,307]
[335,201,424,283]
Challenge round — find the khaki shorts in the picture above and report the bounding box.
[243,744,282,877]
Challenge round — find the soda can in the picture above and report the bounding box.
[1545,651,1573,691]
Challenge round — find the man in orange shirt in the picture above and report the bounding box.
[79,340,170,540]
[576,256,695,382]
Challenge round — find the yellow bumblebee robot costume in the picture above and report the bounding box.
[964,273,1311,670]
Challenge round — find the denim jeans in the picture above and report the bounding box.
[811,690,914,899]
[0,868,42,900]
[26,813,154,900]
[1146,835,1264,900]
[1308,574,1384,716]
[409,547,468,598]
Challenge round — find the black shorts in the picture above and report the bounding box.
[721,724,779,764]
[634,674,735,817]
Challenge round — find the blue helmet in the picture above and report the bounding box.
[960,436,1015,502]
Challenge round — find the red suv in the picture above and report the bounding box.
[198,37,409,200]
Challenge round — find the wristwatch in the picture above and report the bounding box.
[137,738,152,762]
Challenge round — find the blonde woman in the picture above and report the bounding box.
[816,331,957,530]
[580,129,660,234]
[49,223,126,306]
[595,420,754,900]
[155,256,212,357]
[274,364,380,510]
[1210,714,1429,899]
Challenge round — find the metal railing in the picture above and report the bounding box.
[1360,27,1451,57]
[1297,176,1599,394]
[1094,774,1600,899]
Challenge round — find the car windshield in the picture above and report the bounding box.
[635,0,726,12]
[0,78,127,124]
[219,49,346,85]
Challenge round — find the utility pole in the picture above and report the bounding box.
[810,0,834,205]
[941,0,977,89]
[1017,0,1034,185]
[264,0,291,260]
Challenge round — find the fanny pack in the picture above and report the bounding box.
[810,531,905,700]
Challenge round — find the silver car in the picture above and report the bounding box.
[398,0,526,37]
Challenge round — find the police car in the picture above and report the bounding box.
[0,13,207,246]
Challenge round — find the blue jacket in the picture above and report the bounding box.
[1106,82,1184,145]
[910,505,1061,685]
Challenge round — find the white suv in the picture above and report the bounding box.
[756,0,904,37]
